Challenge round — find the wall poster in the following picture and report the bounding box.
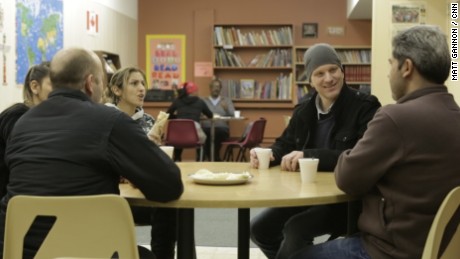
[391,1,427,37]
[146,34,185,90]
[16,0,63,85]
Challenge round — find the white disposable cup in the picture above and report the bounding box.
[159,146,174,159]
[298,158,319,183]
[234,110,241,118]
[255,148,272,170]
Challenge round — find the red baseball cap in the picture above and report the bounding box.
[182,82,198,94]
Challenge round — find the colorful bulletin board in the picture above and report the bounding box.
[146,34,185,90]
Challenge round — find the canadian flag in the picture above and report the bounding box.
[86,11,99,35]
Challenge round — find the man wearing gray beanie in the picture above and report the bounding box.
[303,43,343,83]
[249,43,381,259]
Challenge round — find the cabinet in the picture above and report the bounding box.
[213,24,294,106]
[294,46,372,102]
[94,50,121,85]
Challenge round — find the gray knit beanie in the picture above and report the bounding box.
[303,43,343,83]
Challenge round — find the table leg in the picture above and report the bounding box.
[347,200,360,235]
[177,208,196,259]
[210,120,216,161]
[238,208,250,259]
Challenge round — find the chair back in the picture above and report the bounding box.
[283,115,291,126]
[164,119,201,148]
[3,194,139,259]
[422,186,460,259]
[240,118,267,148]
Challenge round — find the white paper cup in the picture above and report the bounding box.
[234,110,241,118]
[298,158,319,183]
[255,148,272,170]
[159,146,174,159]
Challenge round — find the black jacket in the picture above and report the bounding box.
[0,103,29,198]
[1,88,184,257]
[271,86,381,171]
[166,94,213,122]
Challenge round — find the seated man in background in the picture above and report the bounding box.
[201,79,235,161]
[0,47,184,259]
[291,25,460,259]
[249,43,381,259]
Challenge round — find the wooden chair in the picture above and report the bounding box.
[422,186,460,259]
[164,119,204,161]
[3,194,139,259]
[222,118,267,161]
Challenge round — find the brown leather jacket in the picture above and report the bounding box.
[336,86,460,259]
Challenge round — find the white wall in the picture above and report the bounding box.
[372,0,459,105]
[0,0,138,111]
[0,0,19,110]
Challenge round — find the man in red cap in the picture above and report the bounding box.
[166,81,213,161]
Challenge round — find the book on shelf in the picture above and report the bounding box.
[296,85,315,103]
[296,69,308,82]
[343,65,371,82]
[214,26,223,46]
[240,79,255,99]
[214,49,246,67]
[221,79,240,99]
[277,73,292,100]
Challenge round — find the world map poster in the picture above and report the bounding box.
[16,0,63,84]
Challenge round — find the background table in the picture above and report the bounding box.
[120,162,355,259]
[203,116,246,161]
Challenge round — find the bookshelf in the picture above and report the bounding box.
[294,46,372,102]
[94,50,121,85]
[212,24,294,105]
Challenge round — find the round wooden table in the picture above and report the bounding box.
[120,162,355,259]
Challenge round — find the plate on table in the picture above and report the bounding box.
[189,169,252,185]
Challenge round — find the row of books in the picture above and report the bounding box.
[214,26,293,46]
[295,50,371,64]
[214,49,292,68]
[220,74,292,100]
[343,65,371,82]
[337,50,371,63]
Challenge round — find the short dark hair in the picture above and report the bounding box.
[392,25,450,84]
[23,61,50,106]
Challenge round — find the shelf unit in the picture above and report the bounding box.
[294,45,372,102]
[94,50,121,85]
[212,24,294,105]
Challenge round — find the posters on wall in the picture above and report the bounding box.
[391,1,427,37]
[146,34,185,90]
[16,0,63,85]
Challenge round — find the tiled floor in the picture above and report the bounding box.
[192,246,266,259]
[141,235,332,258]
[141,245,266,259]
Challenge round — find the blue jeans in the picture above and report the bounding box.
[289,236,371,259]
